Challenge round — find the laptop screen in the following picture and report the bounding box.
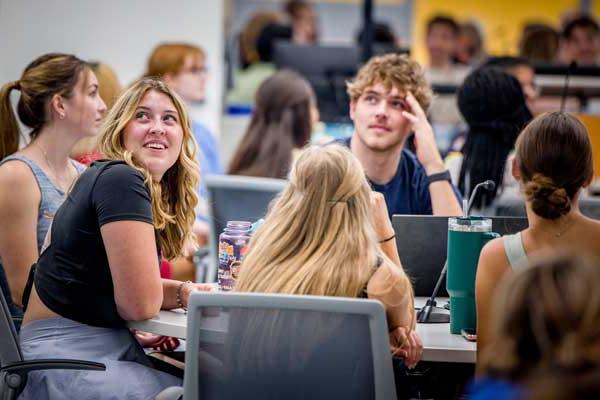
[391,215,528,297]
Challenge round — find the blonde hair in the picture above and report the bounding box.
[346,53,432,111]
[98,77,199,260]
[145,43,205,77]
[235,144,380,297]
[479,250,600,381]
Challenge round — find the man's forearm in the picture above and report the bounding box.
[429,181,462,216]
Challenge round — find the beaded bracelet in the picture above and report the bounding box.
[176,280,192,310]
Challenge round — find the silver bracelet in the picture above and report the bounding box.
[176,280,192,310]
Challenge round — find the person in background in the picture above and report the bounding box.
[0,53,106,320]
[482,56,538,112]
[455,21,487,67]
[475,111,600,361]
[284,0,319,45]
[356,21,402,50]
[228,69,318,179]
[145,43,223,187]
[559,14,600,66]
[519,23,560,64]
[424,15,469,153]
[227,21,292,106]
[471,251,600,400]
[342,53,462,216]
[446,67,533,214]
[424,15,469,85]
[236,144,422,368]
[70,61,123,165]
[19,77,213,399]
[238,10,283,70]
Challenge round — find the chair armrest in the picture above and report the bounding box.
[155,386,183,400]
[0,359,105,375]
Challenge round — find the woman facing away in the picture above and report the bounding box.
[0,53,107,319]
[19,77,212,399]
[476,111,600,361]
[235,144,422,368]
[446,66,533,214]
[228,69,319,179]
[471,251,600,400]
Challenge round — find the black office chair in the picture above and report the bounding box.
[0,286,105,399]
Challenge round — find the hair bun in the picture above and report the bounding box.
[524,174,571,219]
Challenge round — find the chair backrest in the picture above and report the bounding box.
[0,285,23,368]
[205,175,286,282]
[183,292,396,400]
[392,215,529,296]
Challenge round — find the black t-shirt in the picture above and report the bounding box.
[34,160,156,328]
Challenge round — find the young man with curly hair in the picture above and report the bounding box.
[344,54,462,215]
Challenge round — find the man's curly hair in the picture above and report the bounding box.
[347,54,432,111]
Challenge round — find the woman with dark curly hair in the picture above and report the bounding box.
[475,111,600,361]
[446,67,533,213]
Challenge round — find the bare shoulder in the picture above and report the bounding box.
[0,159,37,186]
[0,160,40,207]
[579,216,600,252]
[478,237,510,281]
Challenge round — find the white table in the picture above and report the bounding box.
[128,297,476,364]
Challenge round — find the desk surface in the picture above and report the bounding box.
[128,297,476,364]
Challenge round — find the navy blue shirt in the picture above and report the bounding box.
[339,137,461,215]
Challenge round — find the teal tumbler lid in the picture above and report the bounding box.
[448,216,492,232]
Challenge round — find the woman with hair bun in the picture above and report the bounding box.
[475,111,600,361]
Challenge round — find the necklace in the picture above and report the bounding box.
[530,216,576,238]
[31,141,73,191]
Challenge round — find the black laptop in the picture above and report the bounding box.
[391,215,529,297]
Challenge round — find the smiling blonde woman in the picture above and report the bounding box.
[19,77,212,399]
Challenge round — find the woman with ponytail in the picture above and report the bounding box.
[0,54,106,319]
[446,66,533,213]
[476,112,600,364]
[228,69,319,179]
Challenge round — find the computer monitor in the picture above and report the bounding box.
[272,41,409,122]
[391,215,529,297]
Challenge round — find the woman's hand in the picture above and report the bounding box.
[181,282,216,309]
[132,330,180,351]
[389,327,423,369]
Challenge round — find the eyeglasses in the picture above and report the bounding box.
[180,66,207,75]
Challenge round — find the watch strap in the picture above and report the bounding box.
[427,170,452,185]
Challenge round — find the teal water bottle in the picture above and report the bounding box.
[446,217,499,334]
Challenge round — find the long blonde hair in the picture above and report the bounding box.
[235,144,379,297]
[98,77,199,260]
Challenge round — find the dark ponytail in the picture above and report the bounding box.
[0,53,88,159]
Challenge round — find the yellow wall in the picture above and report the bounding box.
[412,0,579,65]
